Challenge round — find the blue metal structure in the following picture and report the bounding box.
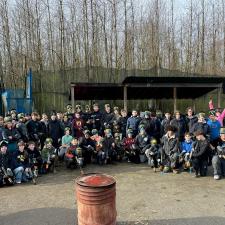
[1,69,33,115]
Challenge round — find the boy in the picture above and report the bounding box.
[0,141,14,187]
[179,132,193,170]
[212,127,225,180]
[41,138,57,173]
[27,141,42,175]
[160,125,179,173]
[58,127,73,160]
[123,130,138,163]
[145,138,160,172]
[65,138,79,168]
[135,128,149,163]
[192,130,211,177]
[12,140,33,184]
[102,128,116,164]
[126,109,141,136]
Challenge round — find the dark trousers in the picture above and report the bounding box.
[192,158,208,176]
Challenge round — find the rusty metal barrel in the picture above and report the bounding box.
[75,173,117,225]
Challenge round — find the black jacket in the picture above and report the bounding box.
[2,127,21,144]
[26,120,43,141]
[192,139,210,160]
[48,119,63,141]
[0,151,12,169]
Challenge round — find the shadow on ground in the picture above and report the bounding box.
[1,207,225,225]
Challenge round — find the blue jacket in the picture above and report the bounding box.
[126,116,141,134]
[207,120,221,141]
[180,140,193,153]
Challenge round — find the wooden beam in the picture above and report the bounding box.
[173,87,177,113]
[192,99,196,113]
[71,86,75,109]
[123,85,128,111]
[125,83,222,88]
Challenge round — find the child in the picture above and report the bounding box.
[192,130,211,177]
[123,130,139,163]
[41,138,57,173]
[135,128,149,163]
[114,132,124,161]
[160,125,179,173]
[102,128,116,164]
[0,141,14,187]
[91,129,104,164]
[27,141,42,175]
[212,127,225,180]
[179,132,193,170]
[145,138,160,172]
[65,138,79,168]
[13,141,36,184]
[58,127,73,160]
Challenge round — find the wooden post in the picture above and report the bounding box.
[192,99,196,113]
[173,87,177,113]
[123,85,128,111]
[71,85,75,110]
[217,84,222,108]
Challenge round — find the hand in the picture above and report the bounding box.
[8,136,12,139]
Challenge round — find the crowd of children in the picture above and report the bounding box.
[1,98,225,187]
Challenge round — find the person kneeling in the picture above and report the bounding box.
[192,130,211,178]
[41,138,57,173]
[145,138,160,172]
[212,127,225,180]
[0,141,14,187]
[160,125,179,174]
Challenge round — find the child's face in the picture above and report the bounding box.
[18,145,25,152]
[0,146,7,154]
[167,130,174,137]
[71,139,78,146]
[105,107,111,113]
[132,111,137,117]
[165,113,170,119]
[75,113,80,119]
[198,116,204,123]
[185,135,191,142]
[29,144,35,150]
[65,130,70,135]
[93,106,99,112]
[42,114,48,120]
[220,133,225,141]
[187,109,193,116]
[6,122,12,128]
[175,113,180,120]
[46,143,52,148]
[196,134,203,141]
[121,111,127,117]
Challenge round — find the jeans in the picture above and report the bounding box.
[13,166,24,183]
[212,155,225,176]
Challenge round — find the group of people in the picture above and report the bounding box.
[0,98,225,187]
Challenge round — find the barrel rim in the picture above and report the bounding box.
[75,172,116,188]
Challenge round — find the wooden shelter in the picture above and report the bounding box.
[70,76,225,112]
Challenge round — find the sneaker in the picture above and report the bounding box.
[16,181,21,184]
[193,174,200,178]
[173,169,179,174]
[214,175,220,180]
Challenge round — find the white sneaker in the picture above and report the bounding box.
[214,175,220,180]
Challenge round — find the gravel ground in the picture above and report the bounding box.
[1,163,225,225]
